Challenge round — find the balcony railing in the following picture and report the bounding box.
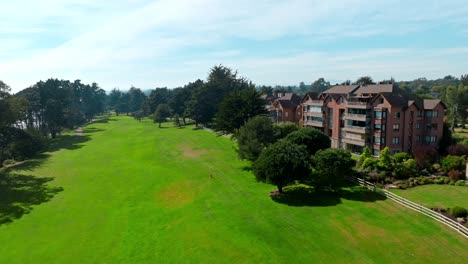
[344,113,369,121]
[346,101,370,109]
[343,125,370,133]
[303,111,324,117]
[304,120,324,127]
[343,137,367,146]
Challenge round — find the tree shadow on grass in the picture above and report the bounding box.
[91,117,117,124]
[0,173,63,225]
[271,182,386,207]
[47,134,91,153]
[83,127,105,134]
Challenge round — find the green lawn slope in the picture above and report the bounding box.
[0,115,466,263]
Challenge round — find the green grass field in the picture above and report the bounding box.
[391,185,468,209]
[0,115,467,263]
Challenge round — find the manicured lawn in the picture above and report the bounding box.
[0,115,467,263]
[391,185,468,209]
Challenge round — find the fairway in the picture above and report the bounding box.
[0,115,467,263]
[391,185,468,209]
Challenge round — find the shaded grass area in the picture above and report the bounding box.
[0,116,467,263]
[271,183,386,206]
[0,173,63,224]
[391,184,468,209]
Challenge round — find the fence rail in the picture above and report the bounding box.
[348,176,468,238]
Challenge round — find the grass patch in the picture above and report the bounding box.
[391,184,468,209]
[0,115,467,263]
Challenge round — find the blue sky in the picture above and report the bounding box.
[1,0,468,92]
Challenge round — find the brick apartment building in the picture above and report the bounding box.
[301,83,446,155]
[262,93,301,124]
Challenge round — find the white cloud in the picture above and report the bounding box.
[1,0,467,92]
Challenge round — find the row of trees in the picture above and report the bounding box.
[0,79,106,164]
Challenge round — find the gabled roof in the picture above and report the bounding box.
[423,99,447,109]
[300,92,320,103]
[354,84,394,94]
[322,85,359,94]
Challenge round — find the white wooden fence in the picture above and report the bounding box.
[348,175,468,238]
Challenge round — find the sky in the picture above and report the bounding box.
[1,0,468,93]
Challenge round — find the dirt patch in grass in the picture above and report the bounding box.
[178,144,208,159]
[156,181,195,208]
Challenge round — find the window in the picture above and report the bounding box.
[374,111,382,119]
[433,111,438,117]
[393,124,400,131]
[379,98,384,104]
[285,112,288,117]
[392,137,400,144]
[374,124,382,131]
[426,124,431,131]
[431,123,438,130]
[424,136,437,143]
[416,136,420,142]
[416,123,420,129]
[417,111,422,117]
[339,97,344,103]
[394,112,400,119]
[373,149,380,156]
[374,136,381,144]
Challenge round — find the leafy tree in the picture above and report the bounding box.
[108,88,123,112]
[215,88,267,134]
[273,122,299,140]
[132,110,144,122]
[253,140,310,193]
[413,145,438,169]
[355,76,375,85]
[258,85,273,95]
[173,114,181,127]
[312,148,355,189]
[147,87,173,114]
[461,74,468,86]
[393,159,417,179]
[310,78,331,93]
[128,87,146,113]
[236,116,275,161]
[153,104,171,128]
[377,146,392,171]
[284,127,330,156]
[357,146,372,168]
[169,80,201,123]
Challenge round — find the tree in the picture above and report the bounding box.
[461,74,468,86]
[128,87,146,113]
[147,87,173,114]
[173,114,181,128]
[273,122,299,140]
[253,140,310,193]
[354,76,375,85]
[169,80,201,123]
[310,78,330,93]
[312,149,355,189]
[236,116,275,161]
[284,127,330,156]
[357,146,372,168]
[153,104,171,128]
[215,88,267,134]
[377,146,392,171]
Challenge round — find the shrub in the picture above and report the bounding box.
[441,155,466,172]
[447,169,464,181]
[451,206,468,218]
[10,129,48,160]
[447,144,468,156]
[393,152,410,163]
[357,146,372,168]
[2,159,16,167]
[413,145,438,169]
[236,116,275,161]
[434,177,445,184]
[362,157,377,170]
[273,122,298,140]
[455,180,466,186]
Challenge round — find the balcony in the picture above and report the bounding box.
[307,100,324,106]
[343,125,370,134]
[343,137,367,146]
[303,111,324,117]
[344,113,369,122]
[304,120,324,128]
[346,101,370,109]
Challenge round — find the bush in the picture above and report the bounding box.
[455,180,466,186]
[2,159,16,167]
[10,129,49,160]
[441,155,466,172]
[362,157,377,170]
[451,206,468,218]
[447,144,468,156]
[447,169,464,181]
[413,145,438,169]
